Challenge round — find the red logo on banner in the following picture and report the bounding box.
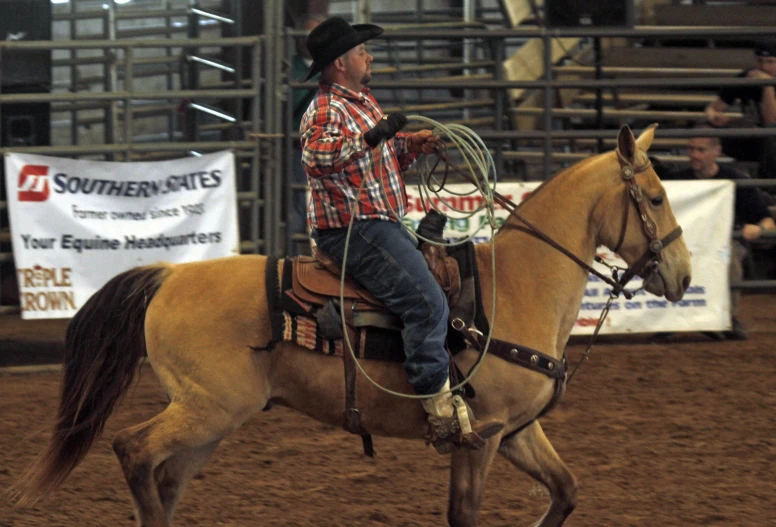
[18,165,50,202]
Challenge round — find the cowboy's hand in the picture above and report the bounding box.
[408,130,441,154]
[364,113,409,147]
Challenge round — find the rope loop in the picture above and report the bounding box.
[403,115,499,247]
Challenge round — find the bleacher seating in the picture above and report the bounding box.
[508,1,776,176]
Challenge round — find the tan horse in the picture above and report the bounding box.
[12,125,691,527]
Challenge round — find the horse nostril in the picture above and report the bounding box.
[682,275,691,291]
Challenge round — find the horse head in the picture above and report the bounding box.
[595,125,692,302]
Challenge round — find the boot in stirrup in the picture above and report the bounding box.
[421,379,504,454]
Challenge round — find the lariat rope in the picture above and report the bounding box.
[337,115,499,399]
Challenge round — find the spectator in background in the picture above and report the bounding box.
[705,41,776,185]
[288,15,323,256]
[657,128,776,340]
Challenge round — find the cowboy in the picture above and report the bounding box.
[298,16,502,451]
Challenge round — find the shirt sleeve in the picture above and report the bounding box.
[393,132,420,171]
[300,104,369,178]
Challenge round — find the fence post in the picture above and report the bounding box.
[542,32,553,180]
[103,4,118,158]
[123,46,134,160]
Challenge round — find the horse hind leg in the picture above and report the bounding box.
[113,403,236,527]
[498,421,577,527]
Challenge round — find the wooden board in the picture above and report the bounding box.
[655,4,776,26]
[501,0,540,28]
[602,47,753,70]
[503,38,581,101]
[574,92,716,107]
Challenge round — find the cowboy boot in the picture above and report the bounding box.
[421,379,504,454]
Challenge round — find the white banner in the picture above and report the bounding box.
[403,180,734,334]
[5,151,239,319]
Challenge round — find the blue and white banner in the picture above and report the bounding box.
[403,180,734,334]
[5,151,239,319]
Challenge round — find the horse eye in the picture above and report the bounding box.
[650,196,664,207]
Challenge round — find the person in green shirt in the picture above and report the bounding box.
[289,15,322,255]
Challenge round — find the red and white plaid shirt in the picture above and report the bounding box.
[300,82,419,230]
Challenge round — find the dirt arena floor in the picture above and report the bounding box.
[1,294,774,527]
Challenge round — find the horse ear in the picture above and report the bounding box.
[635,123,659,152]
[617,125,637,162]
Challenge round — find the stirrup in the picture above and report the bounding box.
[425,395,504,454]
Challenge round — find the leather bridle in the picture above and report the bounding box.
[606,150,684,294]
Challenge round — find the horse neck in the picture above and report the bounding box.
[476,158,612,357]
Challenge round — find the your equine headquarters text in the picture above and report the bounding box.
[19,231,224,252]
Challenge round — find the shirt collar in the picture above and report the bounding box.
[321,82,370,101]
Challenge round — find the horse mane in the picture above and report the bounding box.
[494,152,611,238]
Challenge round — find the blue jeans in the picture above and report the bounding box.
[312,220,450,395]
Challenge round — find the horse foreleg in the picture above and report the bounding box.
[498,421,577,527]
[447,438,501,527]
[113,403,236,527]
[155,441,220,525]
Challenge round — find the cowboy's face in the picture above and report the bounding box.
[755,55,776,76]
[343,44,373,88]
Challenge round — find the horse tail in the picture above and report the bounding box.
[11,263,172,507]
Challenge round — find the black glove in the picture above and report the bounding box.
[364,113,408,147]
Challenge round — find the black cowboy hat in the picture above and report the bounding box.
[303,16,383,81]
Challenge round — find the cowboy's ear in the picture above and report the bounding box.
[617,125,637,162]
[635,123,658,152]
[333,56,347,72]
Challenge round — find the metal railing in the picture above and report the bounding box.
[50,1,213,147]
[2,22,776,315]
